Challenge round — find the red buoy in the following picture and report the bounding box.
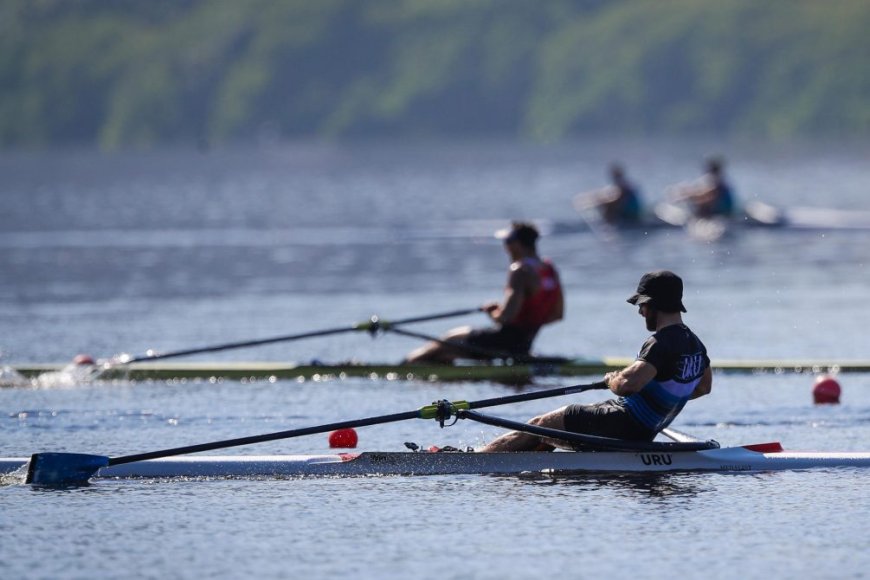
[328,428,359,448]
[813,375,841,405]
[72,354,95,366]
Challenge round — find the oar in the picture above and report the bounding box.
[385,326,570,364]
[25,380,607,485]
[103,307,483,365]
[386,326,516,360]
[459,410,719,451]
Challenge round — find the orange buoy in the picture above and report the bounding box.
[813,375,841,405]
[328,428,359,448]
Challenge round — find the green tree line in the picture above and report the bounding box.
[2,0,868,149]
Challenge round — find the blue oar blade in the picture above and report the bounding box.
[26,453,110,485]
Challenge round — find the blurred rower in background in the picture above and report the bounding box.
[574,163,643,226]
[669,157,736,218]
[403,222,563,364]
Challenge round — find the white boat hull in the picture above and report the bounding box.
[3,446,870,479]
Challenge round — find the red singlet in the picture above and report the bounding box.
[510,258,562,331]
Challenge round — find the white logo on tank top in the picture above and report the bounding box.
[677,352,705,381]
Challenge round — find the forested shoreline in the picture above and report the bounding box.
[2,0,868,149]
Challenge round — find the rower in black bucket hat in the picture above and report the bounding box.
[627,270,687,313]
[478,268,711,451]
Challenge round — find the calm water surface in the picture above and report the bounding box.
[1,140,869,579]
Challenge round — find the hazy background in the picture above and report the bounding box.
[2,0,868,149]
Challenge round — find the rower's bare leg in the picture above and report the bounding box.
[478,407,568,452]
[403,326,474,364]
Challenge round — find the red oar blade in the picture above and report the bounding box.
[26,452,110,485]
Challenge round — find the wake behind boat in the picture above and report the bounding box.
[653,200,870,233]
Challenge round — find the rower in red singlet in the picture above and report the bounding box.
[403,222,564,364]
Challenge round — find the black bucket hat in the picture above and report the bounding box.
[627,270,687,313]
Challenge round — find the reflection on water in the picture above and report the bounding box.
[529,471,711,502]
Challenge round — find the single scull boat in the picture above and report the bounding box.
[11,385,870,485]
[3,443,869,478]
[8,357,866,384]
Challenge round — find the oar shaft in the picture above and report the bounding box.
[126,307,483,364]
[128,326,358,363]
[386,326,570,365]
[386,326,513,360]
[460,410,717,451]
[384,308,482,327]
[109,409,422,466]
[468,381,607,411]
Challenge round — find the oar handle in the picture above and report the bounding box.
[468,381,608,410]
[386,326,515,360]
[460,410,719,451]
[381,307,483,327]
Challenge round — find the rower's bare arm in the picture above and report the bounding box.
[489,268,527,324]
[573,188,609,211]
[690,367,713,399]
[666,183,690,201]
[604,361,657,396]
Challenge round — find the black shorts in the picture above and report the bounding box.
[563,400,654,441]
[465,325,536,358]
